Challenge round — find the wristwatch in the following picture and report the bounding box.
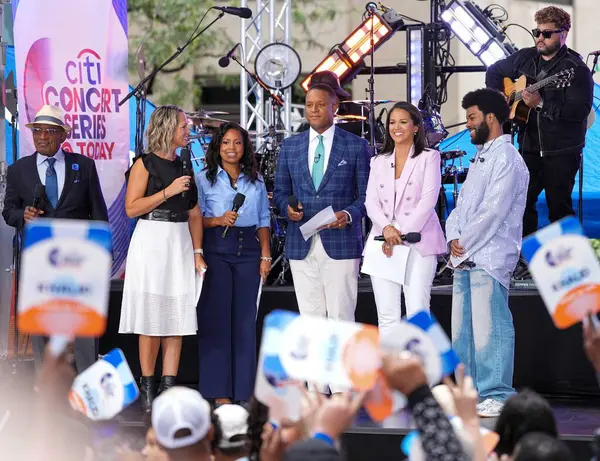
[535,99,544,113]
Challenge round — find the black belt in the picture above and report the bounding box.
[140,209,188,223]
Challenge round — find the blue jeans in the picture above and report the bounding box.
[451,268,515,402]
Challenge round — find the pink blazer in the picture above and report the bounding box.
[365,147,447,257]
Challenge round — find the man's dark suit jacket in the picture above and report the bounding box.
[2,149,108,228]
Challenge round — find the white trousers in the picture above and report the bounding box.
[289,234,360,393]
[370,248,437,344]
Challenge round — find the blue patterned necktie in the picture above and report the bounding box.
[45,157,58,208]
[312,135,325,189]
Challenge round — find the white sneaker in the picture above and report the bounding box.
[476,398,504,418]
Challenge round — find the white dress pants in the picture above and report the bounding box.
[289,234,360,393]
[370,248,437,344]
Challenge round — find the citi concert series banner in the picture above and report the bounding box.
[13,0,131,277]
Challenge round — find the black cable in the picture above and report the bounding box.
[502,23,536,44]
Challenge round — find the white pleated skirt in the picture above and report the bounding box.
[118,219,201,336]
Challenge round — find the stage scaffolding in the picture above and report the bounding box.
[240,0,293,138]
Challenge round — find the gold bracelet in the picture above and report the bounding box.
[162,189,167,202]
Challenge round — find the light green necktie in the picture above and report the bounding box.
[312,135,325,189]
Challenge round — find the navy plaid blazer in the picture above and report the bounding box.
[273,127,371,260]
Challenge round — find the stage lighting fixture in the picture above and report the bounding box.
[255,43,302,91]
[301,49,352,92]
[441,0,516,67]
[407,26,426,107]
[301,10,403,92]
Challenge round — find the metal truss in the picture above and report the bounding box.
[240,0,292,139]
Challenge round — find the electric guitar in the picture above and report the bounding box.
[503,68,574,124]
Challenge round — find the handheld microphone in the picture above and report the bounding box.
[222,193,246,238]
[213,6,252,19]
[32,184,46,209]
[219,43,241,68]
[374,232,421,243]
[180,146,192,199]
[288,195,301,212]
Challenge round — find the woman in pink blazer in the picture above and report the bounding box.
[365,102,446,340]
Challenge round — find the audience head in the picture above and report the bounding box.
[145,104,189,155]
[145,387,214,460]
[511,432,572,461]
[308,70,351,99]
[26,105,70,157]
[461,88,510,145]
[494,389,558,456]
[213,404,251,460]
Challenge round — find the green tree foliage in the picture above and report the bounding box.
[127,0,339,106]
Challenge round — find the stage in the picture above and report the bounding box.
[104,278,600,398]
[102,278,600,459]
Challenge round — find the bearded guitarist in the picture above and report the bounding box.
[486,6,593,238]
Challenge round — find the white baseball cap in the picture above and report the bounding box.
[151,386,212,450]
[214,404,249,449]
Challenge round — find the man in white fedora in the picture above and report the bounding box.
[2,104,108,373]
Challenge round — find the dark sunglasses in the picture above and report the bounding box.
[532,28,564,39]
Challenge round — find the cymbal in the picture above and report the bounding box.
[248,129,291,137]
[335,115,367,124]
[186,112,228,129]
[340,99,394,105]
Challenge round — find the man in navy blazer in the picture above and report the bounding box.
[274,84,370,392]
[2,105,108,373]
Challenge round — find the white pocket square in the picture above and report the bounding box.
[338,159,347,167]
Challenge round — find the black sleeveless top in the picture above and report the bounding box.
[128,153,198,212]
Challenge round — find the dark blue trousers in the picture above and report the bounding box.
[197,226,260,401]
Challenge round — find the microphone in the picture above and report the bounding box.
[590,50,600,56]
[222,192,246,238]
[365,2,378,13]
[213,6,252,19]
[288,195,301,212]
[180,145,192,199]
[219,43,241,68]
[374,232,421,243]
[32,184,46,210]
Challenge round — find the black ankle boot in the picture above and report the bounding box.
[158,375,176,394]
[139,376,157,413]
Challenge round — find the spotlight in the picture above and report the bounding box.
[406,25,426,107]
[441,0,516,67]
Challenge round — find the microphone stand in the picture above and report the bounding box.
[119,10,226,157]
[367,9,377,155]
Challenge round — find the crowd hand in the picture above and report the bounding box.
[165,175,192,197]
[260,425,287,461]
[194,254,207,276]
[220,210,238,227]
[522,89,542,109]
[450,239,465,258]
[444,364,479,424]
[381,352,427,396]
[24,206,44,223]
[310,391,367,441]
[583,313,600,372]
[287,202,304,222]
[260,259,271,282]
[116,445,144,461]
[325,211,349,230]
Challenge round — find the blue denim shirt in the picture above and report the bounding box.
[196,167,270,228]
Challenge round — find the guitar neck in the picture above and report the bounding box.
[525,76,556,93]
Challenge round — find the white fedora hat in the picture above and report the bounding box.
[25,105,72,133]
